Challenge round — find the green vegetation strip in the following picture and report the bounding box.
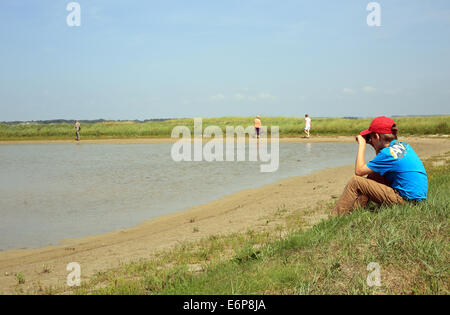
[1,116,449,140]
[38,153,447,295]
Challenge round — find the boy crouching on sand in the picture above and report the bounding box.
[330,116,428,217]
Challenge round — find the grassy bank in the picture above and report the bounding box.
[33,152,447,295]
[1,116,449,140]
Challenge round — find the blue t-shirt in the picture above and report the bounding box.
[367,141,428,201]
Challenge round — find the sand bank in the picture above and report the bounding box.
[0,137,448,294]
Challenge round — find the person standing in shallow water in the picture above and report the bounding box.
[75,120,81,141]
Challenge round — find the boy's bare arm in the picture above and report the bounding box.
[355,135,374,176]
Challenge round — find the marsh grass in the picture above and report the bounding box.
[1,116,449,140]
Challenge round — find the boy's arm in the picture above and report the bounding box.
[355,135,374,176]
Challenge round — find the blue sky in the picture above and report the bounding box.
[0,0,449,121]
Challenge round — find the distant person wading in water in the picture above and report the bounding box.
[75,120,81,141]
[254,115,261,139]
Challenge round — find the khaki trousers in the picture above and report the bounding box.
[330,172,404,216]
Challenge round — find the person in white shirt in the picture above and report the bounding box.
[304,114,311,138]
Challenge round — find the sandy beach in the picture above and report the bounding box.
[0,136,449,294]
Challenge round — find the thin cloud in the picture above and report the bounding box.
[343,88,356,95]
[210,94,225,101]
[234,93,245,100]
[362,86,377,93]
[258,93,276,100]
[234,92,276,101]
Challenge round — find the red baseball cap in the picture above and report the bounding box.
[360,116,397,136]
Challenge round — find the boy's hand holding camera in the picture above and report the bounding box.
[356,134,371,145]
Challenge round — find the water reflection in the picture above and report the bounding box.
[306,142,312,153]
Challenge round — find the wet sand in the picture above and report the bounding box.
[0,137,448,294]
